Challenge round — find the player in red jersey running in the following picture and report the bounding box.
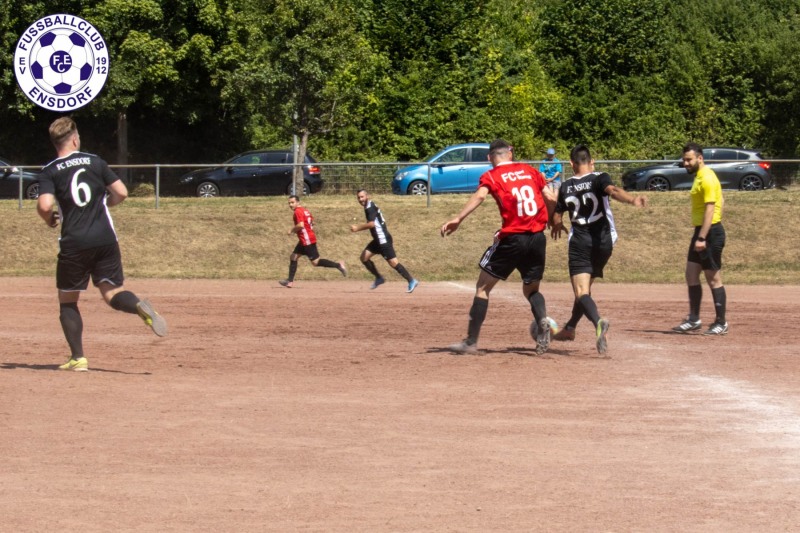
[279,195,346,288]
[441,139,558,355]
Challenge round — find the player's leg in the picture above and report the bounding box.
[94,244,167,337]
[309,247,347,276]
[385,249,418,293]
[58,290,87,371]
[674,231,706,332]
[361,244,385,288]
[55,250,90,371]
[449,270,499,354]
[281,247,303,287]
[702,224,727,335]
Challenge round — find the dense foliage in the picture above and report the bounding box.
[2,0,800,165]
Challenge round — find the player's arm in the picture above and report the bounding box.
[440,186,489,236]
[350,220,375,233]
[37,192,60,228]
[604,184,647,208]
[105,179,128,207]
[694,202,716,251]
[289,222,304,235]
[550,209,565,240]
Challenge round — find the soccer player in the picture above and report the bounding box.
[550,144,647,354]
[441,139,557,355]
[350,189,419,293]
[671,142,729,335]
[279,195,346,288]
[36,117,167,372]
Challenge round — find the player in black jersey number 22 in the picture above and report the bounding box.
[550,144,647,354]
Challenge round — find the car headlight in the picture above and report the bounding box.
[395,171,409,180]
[180,175,195,184]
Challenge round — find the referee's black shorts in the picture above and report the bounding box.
[57,242,124,291]
[292,242,320,261]
[568,229,613,278]
[479,231,546,283]
[687,223,725,271]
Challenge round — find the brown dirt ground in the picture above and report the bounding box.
[2,277,800,532]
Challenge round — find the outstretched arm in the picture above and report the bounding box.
[605,184,647,208]
[441,186,489,237]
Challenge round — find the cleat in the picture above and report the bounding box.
[278,280,294,288]
[370,277,386,290]
[448,340,478,354]
[703,321,729,336]
[596,318,610,354]
[672,317,701,333]
[553,326,576,342]
[407,279,419,293]
[530,317,554,355]
[338,262,347,277]
[136,299,168,337]
[59,356,88,372]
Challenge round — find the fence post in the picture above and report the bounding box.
[155,165,160,209]
[17,167,23,210]
[426,163,431,208]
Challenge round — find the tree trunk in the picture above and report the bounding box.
[294,130,310,196]
[117,111,129,185]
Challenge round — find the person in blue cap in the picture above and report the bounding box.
[539,148,563,191]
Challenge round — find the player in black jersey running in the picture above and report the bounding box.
[550,144,646,354]
[350,189,419,293]
[37,117,167,372]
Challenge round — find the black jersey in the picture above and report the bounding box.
[364,200,392,244]
[555,171,618,244]
[38,151,121,252]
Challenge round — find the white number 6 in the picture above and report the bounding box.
[70,169,92,207]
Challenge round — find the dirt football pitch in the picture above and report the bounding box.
[2,277,800,532]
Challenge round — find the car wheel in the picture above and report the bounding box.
[645,176,670,192]
[25,182,40,199]
[740,174,763,191]
[407,180,428,195]
[286,181,311,196]
[196,181,220,197]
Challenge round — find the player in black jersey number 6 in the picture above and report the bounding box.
[37,117,167,372]
[550,144,646,354]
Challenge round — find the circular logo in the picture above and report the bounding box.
[14,14,109,112]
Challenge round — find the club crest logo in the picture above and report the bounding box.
[14,14,109,112]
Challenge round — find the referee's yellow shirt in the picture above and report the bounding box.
[690,166,723,226]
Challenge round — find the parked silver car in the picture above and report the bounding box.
[621,148,774,192]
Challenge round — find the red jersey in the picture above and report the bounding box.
[293,206,317,245]
[479,161,549,239]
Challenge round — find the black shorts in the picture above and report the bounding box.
[366,239,397,261]
[479,231,546,283]
[57,243,124,291]
[568,229,613,278]
[687,223,725,271]
[292,242,320,261]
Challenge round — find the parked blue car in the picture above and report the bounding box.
[392,143,491,195]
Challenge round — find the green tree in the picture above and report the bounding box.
[221,0,385,189]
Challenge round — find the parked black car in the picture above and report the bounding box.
[0,158,40,199]
[178,149,324,197]
[621,148,774,192]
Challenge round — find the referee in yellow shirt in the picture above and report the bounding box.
[672,142,728,335]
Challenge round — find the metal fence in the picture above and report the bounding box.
[4,159,798,209]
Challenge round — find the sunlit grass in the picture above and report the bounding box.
[1,188,797,284]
